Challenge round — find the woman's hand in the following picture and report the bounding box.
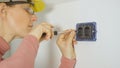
[29,22,54,42]
[57,29,77,59]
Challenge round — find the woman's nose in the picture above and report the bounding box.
[31,15,37,22]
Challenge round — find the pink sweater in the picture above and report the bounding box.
[0,35,76,68]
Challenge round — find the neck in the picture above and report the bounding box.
[0,28,15,43]
[3,33,15,43]
[0,19,15,43]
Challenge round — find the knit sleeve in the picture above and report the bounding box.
[0,35,39,68]
[59,56,76,68]
[0,36,10,62]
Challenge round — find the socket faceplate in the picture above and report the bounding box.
[76,22,97,41]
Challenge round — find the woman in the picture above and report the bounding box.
[0,0,76,68]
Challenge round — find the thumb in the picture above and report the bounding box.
[67,31,76,42]
[58,33,65,41]
[29,25,43,40]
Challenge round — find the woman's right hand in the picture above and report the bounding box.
[29,22,54,42]
[57,29,77,59]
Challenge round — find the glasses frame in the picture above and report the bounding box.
[0,1,35,15]
[0,1,34,6]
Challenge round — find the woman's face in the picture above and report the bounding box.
[6,3,37,38]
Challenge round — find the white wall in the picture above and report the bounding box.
[10,0,120,68]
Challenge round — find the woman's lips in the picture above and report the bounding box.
[28,25,33,29]
[28,25,33,27]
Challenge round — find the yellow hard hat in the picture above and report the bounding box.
[0,0,45,12]
[31,0,45,12]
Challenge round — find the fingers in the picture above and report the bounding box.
[58,29,76,42]
[29,22,54,41]
[40,22,54,28]
[72,39,77,45]
[57,33,65,42]
[43,27,53,40]
[57,29,77,59]
[67,30,76,42]
[57,30,71,41]
[38,22,53,40]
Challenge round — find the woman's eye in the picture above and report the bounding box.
[24,8,34,15]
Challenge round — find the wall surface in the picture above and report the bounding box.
[10,0,120,68]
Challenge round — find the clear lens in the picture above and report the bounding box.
[24,7,34,15]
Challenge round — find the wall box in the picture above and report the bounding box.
[76,22,97,41]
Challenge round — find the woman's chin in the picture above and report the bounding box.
[15,33,28,39]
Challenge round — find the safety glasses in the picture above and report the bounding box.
[4,1,34,6]
[23,7,34,15]
[2,1,35,15]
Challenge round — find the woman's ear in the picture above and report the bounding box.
[0,3,7,15]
